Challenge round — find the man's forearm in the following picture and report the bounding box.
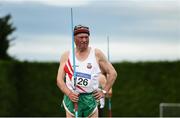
[104,71,117,92]
[104,74,116,92]
[57,80,71,96]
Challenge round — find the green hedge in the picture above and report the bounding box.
[0,60,180,116]
[107,61,180,116]
[0,61,64,116]
[0,61,18,116]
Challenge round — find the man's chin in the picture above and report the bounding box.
[79,47,88,52]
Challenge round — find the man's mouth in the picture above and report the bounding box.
[80,41,88,44]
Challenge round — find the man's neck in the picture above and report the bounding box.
[75,47,90,61]
[76,47,89,53]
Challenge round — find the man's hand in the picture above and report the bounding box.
[93,90,105,100]
[106,92,112,98]
[67,91,79,103]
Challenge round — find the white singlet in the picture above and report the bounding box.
[64,47,101,93]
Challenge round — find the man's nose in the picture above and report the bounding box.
[82,37,87,41]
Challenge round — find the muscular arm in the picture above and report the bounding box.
[56,51,79,102]
[56,51,71,96]
[95,48,117,93]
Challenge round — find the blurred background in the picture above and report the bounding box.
[0,0,180,117]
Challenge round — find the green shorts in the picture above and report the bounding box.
[62,93,97,117]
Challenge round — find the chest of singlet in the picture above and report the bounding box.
[64,47,101,93]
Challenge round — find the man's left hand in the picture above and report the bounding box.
[93,90,105,100]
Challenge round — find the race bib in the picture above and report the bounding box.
[76,72,91,87]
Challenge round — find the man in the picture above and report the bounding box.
[57,25,117,117]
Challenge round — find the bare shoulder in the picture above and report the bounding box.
[60,51,69,63]
[95,48,102,55]
[95,48,104,58]
[95,48,106,61]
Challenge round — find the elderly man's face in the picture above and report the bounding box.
[75,33,89,51]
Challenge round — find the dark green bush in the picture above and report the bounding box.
[0,60,180,116]
[0,61,18,116]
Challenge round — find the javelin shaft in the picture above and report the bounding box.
[71,8,78,118]
[71,8,76,84]
[107,36,110,61]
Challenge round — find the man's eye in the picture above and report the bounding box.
[78,36,88,39]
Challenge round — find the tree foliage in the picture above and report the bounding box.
[0,14,16,60]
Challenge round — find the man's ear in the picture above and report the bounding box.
[74,37,77,43]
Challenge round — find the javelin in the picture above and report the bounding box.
[71,8,78,118]
[107,36,112,117]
